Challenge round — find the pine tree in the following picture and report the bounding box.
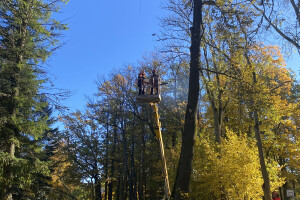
[0,0,68,199]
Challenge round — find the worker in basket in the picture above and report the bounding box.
[137,71,146,95]
[150,69,160,95]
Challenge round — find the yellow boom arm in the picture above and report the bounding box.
[150,103,171,199]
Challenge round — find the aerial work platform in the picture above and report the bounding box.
[136,69,170,199]
[137,69,161,103]
[136,94,161,104]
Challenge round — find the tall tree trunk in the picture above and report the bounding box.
[3,25,25,199]
[130,135,137,200]
[105,177,108,199]
[244,51,272,200]
[282,182,288,200]
[252,71,272,200]
[104,113,110,200]
[292,180,296,198]
[279,187,283,200]
[116,172,121,200]
[121,129,129,200]
[108,127,117,200]
[172,0,202,198]
[279,157,286,200]
[3,142,15,200]
[213,106,222,143]
[95,175,102,200]
[116,138,121,200]
[202,46,223,143]
[203,87,222,144]
[138,126,146,200]
[128,136,133,200]
[120,152,125,200]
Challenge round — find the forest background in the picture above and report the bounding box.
[0,0,299,200]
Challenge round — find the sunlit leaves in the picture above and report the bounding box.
[192,130,265,199]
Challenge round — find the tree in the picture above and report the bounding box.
[62,111,103,200]
[172,0,203,198]
[0,0,68,199]
[230,44,293,200]
[191,130,265,199]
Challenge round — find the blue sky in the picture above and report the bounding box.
[49,0,165,112]
[48,0,299,113]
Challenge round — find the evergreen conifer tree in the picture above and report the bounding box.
[0,0,68,199]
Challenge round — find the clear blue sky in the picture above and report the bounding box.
[49,0,165,112]
[48,0,299,113]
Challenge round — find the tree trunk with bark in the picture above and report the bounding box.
[252,71,272,200]
[95,175,102,200]
[121,128,129,200]
[3,25,25,200]
[138,125,146,200]
[130,135,137,200]
[104,114,110,200]
[108,127,117,200]
[172,0,203,198]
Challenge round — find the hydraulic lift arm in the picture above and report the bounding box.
[150,103,171,199]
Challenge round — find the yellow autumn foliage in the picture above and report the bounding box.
[48,141,81,199]
[191,130,284,200]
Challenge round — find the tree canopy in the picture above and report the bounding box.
[0,0,299,200]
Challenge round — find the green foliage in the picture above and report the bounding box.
[0,0,68,198]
